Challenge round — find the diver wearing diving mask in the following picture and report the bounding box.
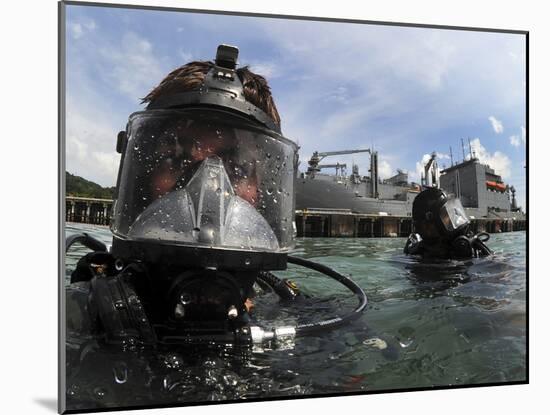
[69,45,299,345]
[404,187,493,259]
[67,45,367,350]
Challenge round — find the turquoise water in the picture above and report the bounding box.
[64,223,526,410]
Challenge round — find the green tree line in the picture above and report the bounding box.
[66,172,115,199]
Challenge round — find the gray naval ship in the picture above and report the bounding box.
[295,148,525,220]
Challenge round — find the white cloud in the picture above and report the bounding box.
[469,138,511,178]
[324,86,350,104]
[66,95,121,187]
[70,23,83,40]
[318,105,372,140]
[247,21,464,151]
[488,116,504,134]
[509,126,526,147]
[221,18,525,162]
[266,23,457,90]
[178,50,193,63]
[84,20,96,31]
[378,159,393,179]
[99,32,166,101]
[248,61,279,79]
[66,133,120,187]
[69,19,96,40]
[330,28,451,89]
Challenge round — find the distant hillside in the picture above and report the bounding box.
[66,172,115,199]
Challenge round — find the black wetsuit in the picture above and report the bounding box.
[404,232,493,259]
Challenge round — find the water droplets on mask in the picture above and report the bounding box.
[113,362,128,384]
[93,387,107,399]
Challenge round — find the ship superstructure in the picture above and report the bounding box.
[439,158,522,219]
[296,148,420,216]
[296,147,524,220]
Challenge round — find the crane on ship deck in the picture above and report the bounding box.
[306,148,380,198]
[317,163,348,176]
[307,149,371,177]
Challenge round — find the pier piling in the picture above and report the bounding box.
[66,196,114,226]
[295,209,525,238]
[64,198,526,236]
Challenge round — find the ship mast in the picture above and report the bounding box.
[422,152,439,188]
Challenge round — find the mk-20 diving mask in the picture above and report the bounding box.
[412,187,470,242]
[438,197,469,234]
[111,45,299,271]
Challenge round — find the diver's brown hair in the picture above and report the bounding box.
[142,61,281,126]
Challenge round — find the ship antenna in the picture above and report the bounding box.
[449,146,454,165]
[461,138,466,161]
[468,137,473,160]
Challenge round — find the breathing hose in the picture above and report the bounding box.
[248,255,368,343]
[66,232,107,253]
[471,232,493,256]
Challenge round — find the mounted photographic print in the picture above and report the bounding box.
[59,1,528,413]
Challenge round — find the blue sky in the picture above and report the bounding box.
[65,4,527,208]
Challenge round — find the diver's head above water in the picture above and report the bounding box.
[405,187,492,259]
[110,44,299,269]
[67,44,367,351]
[412,187,470,243]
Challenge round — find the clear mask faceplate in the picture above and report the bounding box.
[111,109,298,254]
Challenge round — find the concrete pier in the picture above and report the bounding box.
[64,198,526,236]
[295,208,526,238]
[66,196,114,226]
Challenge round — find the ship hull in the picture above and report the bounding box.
[295,175,525,220]
[295,176,413,216]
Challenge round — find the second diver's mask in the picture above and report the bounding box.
[412,187,470,242]
[111,45,299,271]
[438,197,469,235]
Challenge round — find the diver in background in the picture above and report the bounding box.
[404,187,493,259]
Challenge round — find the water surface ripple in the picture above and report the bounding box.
[64,224,526,410]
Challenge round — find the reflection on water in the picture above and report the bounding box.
[64,224,526,410]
